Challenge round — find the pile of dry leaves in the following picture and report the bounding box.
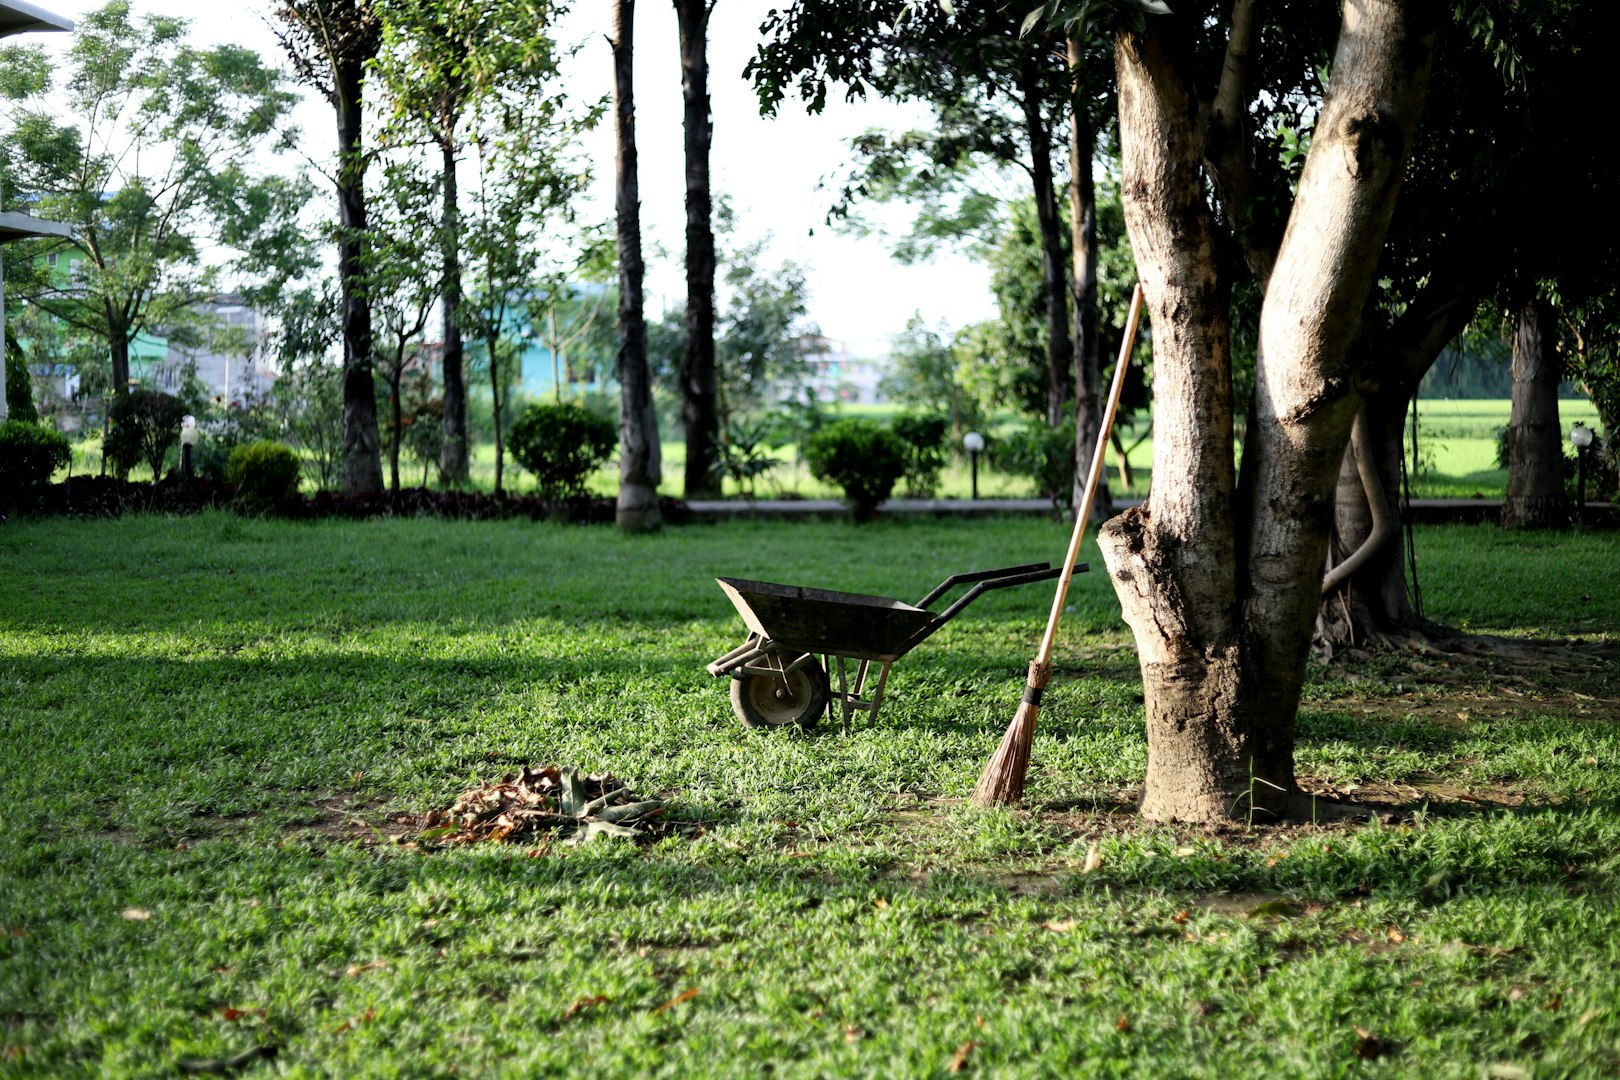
[418,766,692,846]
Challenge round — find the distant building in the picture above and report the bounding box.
[793,335,887,405]
[139,297,275,405]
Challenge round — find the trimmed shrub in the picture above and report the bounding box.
[993,418,1077,510]
[804,418,905,522]
[890,411,949,498]
[226,441,303,511]
[106,389,187,479]
[508,402,616,500]
[0,419,71,513]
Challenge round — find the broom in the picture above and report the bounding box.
[971,282,1145,808]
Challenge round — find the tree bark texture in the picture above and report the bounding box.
[614,0,662,532]
[335,55,384,495]
[1501,297,1568,529]
[110,333,131,397]
[1067,40,1107,516]
[1099,2,1437,824]
[1017,52,1072,429]
[675,0,719,499]
[438,137,469,487]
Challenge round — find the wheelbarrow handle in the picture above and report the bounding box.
[915,562,1052,609]
[900,562,1088,655]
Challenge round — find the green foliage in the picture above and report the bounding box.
[225,440,302,510]
[508,401,616,499]
[0,1,309,388]
[105,388,186,479]
[716,418,781,500]
[993,417,1077,509]
[804,417,905,521]
[0,418,69,510]
[890,410,949,498]
[4,331,39,423]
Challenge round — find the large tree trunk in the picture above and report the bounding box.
[1017,52,1072,429]
[336,56,383,495]
[614,0,662,532]
[1067,40,1108,516]
[438,136,470,487]
[1501,297,1568,529]
[675,0,719,499]
[1097,2,1437,824]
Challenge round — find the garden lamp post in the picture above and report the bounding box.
[180,414,198,487]
[1570,422,1594,524]
[963,431,985,500]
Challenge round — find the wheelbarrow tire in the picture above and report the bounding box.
[730,655,830,731]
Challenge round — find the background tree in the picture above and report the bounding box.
[273,0,386,495]
[3,2,306,407]
[751,1,1091,431]
[366,158,437,493]
[674,0,719,499]
[613,0,661,530]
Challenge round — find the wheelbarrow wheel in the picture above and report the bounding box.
[730,655,830,730]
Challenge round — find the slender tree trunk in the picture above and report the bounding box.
[1321,278,1480,646]
[336,56,383,495]
[439,136,469,487]
[1098,3,1437,824]
[1067,41,1108,516]
[615,0,662,532]
[1018,52,1072,429]
[1502,297,1568,529]
[110,334,131,397]
[388,363,402,494]
[675,0,719,499]
[488,332,505,497]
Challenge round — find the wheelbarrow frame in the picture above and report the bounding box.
[707,561,1087,728]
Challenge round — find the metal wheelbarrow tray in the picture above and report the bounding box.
[706,561,1086,730]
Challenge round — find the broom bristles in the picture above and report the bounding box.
[971,662,1049,807]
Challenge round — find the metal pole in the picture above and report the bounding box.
[1576,445,1587,525]
[970,450,979,500]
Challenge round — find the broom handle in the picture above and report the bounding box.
[1035,282,1144,665]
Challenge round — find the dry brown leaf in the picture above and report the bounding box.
[873,898,889,910]
[1172,911,1190,925]
[947,1041,976,1073]
[1081,843,1102,874]
[1115,1014,1131,1032]
[844,1025,864,1044]
[344,960,388,978]
[1386,926,1407,944]
[1040,919,1077,933]
[120,908,151,921]
[1578,1007,1604,1025]
[651,987,698,1015]
[563,995,609,1021]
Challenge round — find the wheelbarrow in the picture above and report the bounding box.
[706,561,1086,730]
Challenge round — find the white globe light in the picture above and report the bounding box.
[963,431,986,453]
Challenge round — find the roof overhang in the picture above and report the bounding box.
[0,1,73,37]
[0,210,75,244]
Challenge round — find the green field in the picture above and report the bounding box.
[2,515,1617,1075]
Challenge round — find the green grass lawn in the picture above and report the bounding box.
[3,516,1617,1076]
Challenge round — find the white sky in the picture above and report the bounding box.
[29,0,996,357]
